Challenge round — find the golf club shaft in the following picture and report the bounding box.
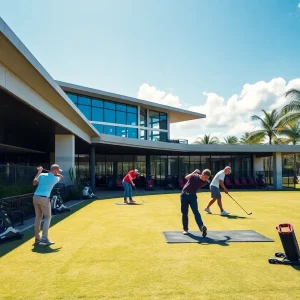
[228,194,251,215]
[134,186,145,203]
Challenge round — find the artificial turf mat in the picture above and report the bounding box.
[0,191,300,300]
[163,230,274,243]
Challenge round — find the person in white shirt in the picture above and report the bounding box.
[204,166,231,216]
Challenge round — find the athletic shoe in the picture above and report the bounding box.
[183,230,189,235]
[220,211,229,216]
[34,237,41,244]
[204,207,212,214]
[39,238,55,246]
[201,226,207,237]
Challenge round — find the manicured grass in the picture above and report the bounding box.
[1,191,300,300]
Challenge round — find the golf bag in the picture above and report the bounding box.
[51,195,70,215]
[0,208,23,244]
[145,176,155,190]
[164,175,175,190]
[269,223,300,266]
[82,182,96,199]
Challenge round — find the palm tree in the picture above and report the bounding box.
[223,136,238,144]
[250,109,283,145]
[278,122,300,145]
[194,134,219,144]
[239,132,264,145]
[280,89,300,124]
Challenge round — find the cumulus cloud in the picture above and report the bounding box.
[137,78,300,143]
[137,83,182,108]
[298,2,300,8]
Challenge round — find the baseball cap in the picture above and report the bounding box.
[50,164,63,172]
[224,166,232,173]
[134,169,139,173]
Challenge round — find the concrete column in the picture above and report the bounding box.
[253,155,264,179]
[273,152,282,190]
[146,154,151,177]
[55,134,75,186]
[167,113,170,141]
[137,106,141,139]
[90,145,95,192]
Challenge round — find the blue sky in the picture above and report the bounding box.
[1,0,300,141]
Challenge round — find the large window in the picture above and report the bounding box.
[149,110,167,130]
[66,92,138,139]
[149,130,168,142]
[140,107,147,126]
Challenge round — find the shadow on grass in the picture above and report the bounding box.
[221,214,248,219]
[115,202,143,205]
[31,245,62,254]
[210,213,248,219]
[0,200,93,258]
[187,233,230,246]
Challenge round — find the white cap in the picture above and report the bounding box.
[224,166,232,173]
[134,169,139,173]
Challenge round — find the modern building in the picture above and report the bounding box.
[1,17,299,192]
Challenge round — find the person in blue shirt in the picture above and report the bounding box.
[33,164,63,245]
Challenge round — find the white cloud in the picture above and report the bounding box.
[137,77,300,143]
[137,83,182,108]
[298,2,300,8]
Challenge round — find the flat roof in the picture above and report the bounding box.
[92,134,300,154]
[0,17,100,142]
[57,81,206,123]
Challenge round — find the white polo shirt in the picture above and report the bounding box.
[210,170,225,188]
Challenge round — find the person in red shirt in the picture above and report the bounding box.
[122,169,139,204]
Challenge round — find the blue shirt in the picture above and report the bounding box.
[34,173,60,197]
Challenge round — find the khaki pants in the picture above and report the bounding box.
[33,196,52,239]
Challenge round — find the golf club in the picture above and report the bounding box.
[134,186,146,203]
[227,193,252,215]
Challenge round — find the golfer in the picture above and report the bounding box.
[204,166,231,216]
[33,164,63,245]
[181,169,211,236]
[122,169,139,204]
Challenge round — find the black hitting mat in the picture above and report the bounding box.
[163,230,274,243]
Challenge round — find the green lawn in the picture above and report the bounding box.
[1,191,300,300]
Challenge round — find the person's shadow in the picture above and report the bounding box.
[31,244,62,254]
[187,233,230,246]
[220,214,248,219]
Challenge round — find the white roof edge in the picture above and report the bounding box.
[0,17,100,139]
[56,80,206,119]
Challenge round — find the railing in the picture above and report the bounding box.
[167,139,189,144]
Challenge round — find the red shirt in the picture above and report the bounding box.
[123,170,136,184]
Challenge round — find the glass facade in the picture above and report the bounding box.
[66,92,169,141]
[149,110,167,130]
[66,92,138,139]
[77,154,253,188]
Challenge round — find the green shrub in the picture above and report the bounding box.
[0,185,35,198]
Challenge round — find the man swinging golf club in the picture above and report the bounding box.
[180,169,211,236]
[122,169,139,204]
[32,164,63,245]
[204,166,231,216]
